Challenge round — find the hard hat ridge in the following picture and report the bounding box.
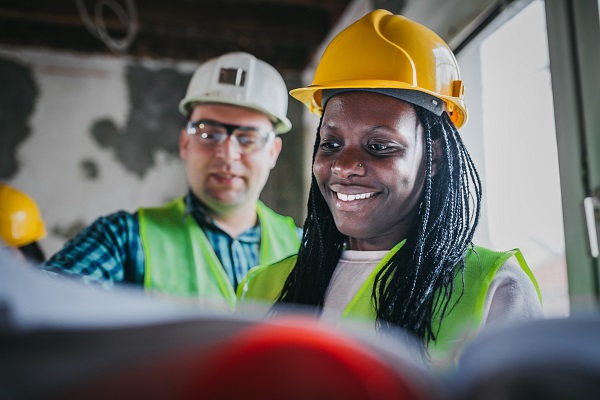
[290,9,468,129]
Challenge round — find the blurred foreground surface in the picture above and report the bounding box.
[2,245,600,399]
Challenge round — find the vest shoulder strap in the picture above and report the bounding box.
[139,197,235,308]
[256,201,300,265]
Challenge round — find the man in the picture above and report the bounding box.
[43,52,301,309]
[0,183,47,265]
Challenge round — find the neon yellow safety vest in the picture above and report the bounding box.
[238,243,542,361]
[138,197,300,310]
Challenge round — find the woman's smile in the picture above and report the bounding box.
[313,91,427,250]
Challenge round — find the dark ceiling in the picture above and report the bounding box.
[0,0,354,74]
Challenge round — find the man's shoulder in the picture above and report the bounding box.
[137,197,187,225]
[104,209,138,220]
[42,208,144,284]
[79,210,139,232]
[138,196,185,213]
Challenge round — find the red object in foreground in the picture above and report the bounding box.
[60,317,431,400]
[190,319,426,400]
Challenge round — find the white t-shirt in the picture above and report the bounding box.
[322,249,543,330]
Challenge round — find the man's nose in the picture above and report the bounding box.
[214,135,242,160]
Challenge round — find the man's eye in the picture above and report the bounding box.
[235,133,258,145]
[200,131,224,141]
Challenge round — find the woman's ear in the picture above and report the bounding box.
[432,138,443,177]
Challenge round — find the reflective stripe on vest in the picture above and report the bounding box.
[139,197,300,310]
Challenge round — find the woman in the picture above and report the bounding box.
[238,9,542,363]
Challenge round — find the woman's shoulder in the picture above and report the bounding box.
[465,245,527,273]
[468,244,521,259]
[465,244,542,303]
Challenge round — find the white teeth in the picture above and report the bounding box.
[336,192,375,202]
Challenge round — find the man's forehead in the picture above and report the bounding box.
[190,102,270,120]
[189,103,275,131]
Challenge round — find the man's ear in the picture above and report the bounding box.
[179,128,189,160]
[268,136,283,169]
[431,138,443,177]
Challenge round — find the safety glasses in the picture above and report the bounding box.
[186,119,274,154]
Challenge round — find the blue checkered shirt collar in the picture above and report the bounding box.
[182,190,261,244]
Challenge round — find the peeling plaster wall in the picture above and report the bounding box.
[1,47,195,256]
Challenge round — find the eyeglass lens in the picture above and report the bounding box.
[187,119,271,154]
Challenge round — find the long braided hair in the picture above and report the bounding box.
[274,103,482,348]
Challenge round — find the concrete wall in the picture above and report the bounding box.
[1,46,307,258]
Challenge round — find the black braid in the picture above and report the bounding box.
[274,106,482,349]
[275,113,345,307]
[373,107,482,347]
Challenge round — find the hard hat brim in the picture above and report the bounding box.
[290,79,467,129]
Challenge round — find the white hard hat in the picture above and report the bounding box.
[179,52,292,134]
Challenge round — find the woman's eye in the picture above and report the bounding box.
[319,141,340,151]
[367,141,403,155]
[369,143,389,151]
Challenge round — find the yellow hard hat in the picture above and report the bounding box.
[0,183,46,247]
[290,9,468,129]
